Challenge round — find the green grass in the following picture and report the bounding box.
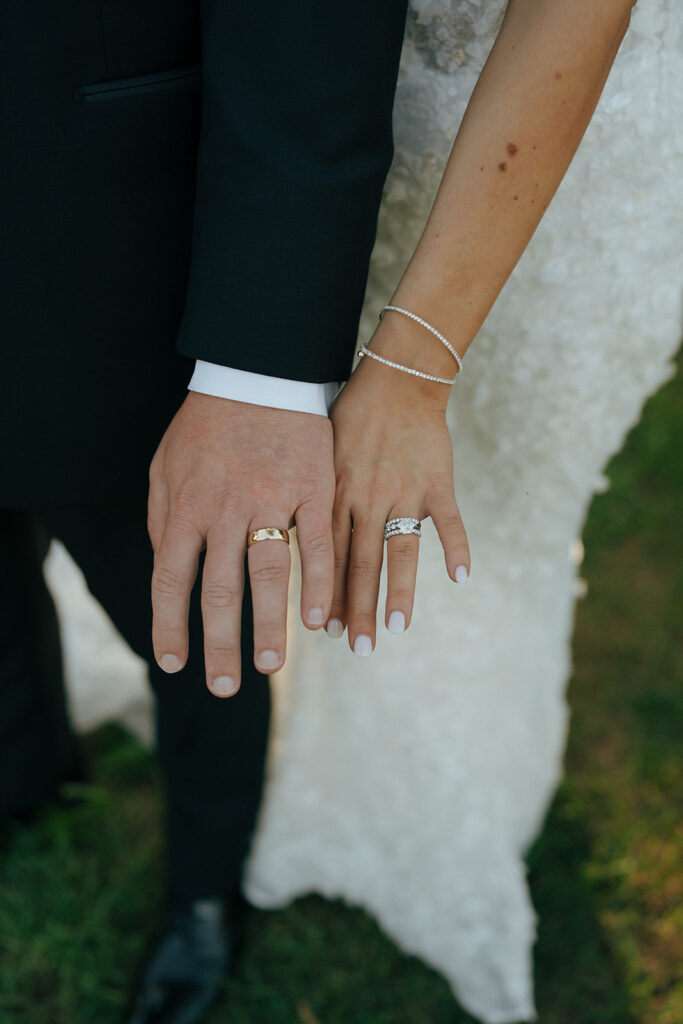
[1,349,681,1024]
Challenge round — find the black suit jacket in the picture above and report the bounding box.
[0,0,408,508]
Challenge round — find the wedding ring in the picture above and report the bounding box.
[384,517,421,541]
[247,527,290,547]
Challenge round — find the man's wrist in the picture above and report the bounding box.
[188,361,340,416]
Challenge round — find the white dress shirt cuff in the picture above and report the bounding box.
[188,360,340,416]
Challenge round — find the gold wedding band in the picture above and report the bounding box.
[247,527,290,547]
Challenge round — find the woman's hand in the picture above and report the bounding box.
[327,345,470,655]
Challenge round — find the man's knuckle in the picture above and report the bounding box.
[216,493,241,520]
[151,565,184,596]
[302,532,332,558]
[206,644,239,660]
[256,624,286,641]
[250,562,289,585]
[298,475,322,500]
[170,487,201,525]
[202,583,238,610]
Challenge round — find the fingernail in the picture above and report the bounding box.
[326,618,344,639]
[353,634,373,657]
[212,675,238,697]
[455,564,469,583]
[387,611,406,634]
[306,607,325,626]
[159,653,182,673]
[256,649,280,671]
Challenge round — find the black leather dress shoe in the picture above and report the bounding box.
[127,895,244,1024]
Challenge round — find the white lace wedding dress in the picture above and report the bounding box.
[49,3,682,1022]
[242,3,683,1022]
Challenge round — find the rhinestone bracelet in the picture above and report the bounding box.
[379,305,464,375]
[357,345,455,385]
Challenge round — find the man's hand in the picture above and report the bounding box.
[147,391,335,697]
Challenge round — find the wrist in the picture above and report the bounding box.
[349,344,452,415]
[357,314,458,410]
[376,305,463,375]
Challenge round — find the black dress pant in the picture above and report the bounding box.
[0,492,270,909]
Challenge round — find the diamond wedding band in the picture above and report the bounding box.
[384,517,421,541]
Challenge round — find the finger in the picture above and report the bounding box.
[151,518,203,673]
[346,510,386,656]
[327,501,352,639]
[295,505,334,630]
[428,488,471,583]
[247,520,292,674]
[384,515,420,634]
[201,522,247,698]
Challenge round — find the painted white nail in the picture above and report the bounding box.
[387,611,406,634]
[326,618,344,639]
[306,607,325,625]
[256,649,280,671]
[159,653,182,673]
[212,676,238,697]
[455,564,469,583]
[353,634,373,657]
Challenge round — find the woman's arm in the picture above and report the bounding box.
[328,0,637,653]
[372,0,637,381]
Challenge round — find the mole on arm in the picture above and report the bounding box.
[555,70,562,80]
[506,143,518,156]
[498,162,507,171]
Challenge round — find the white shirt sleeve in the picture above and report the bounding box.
[188,360,340,417]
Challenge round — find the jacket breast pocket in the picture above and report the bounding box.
[77,65,200,103]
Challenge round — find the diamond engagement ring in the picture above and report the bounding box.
[384,517,421,541]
